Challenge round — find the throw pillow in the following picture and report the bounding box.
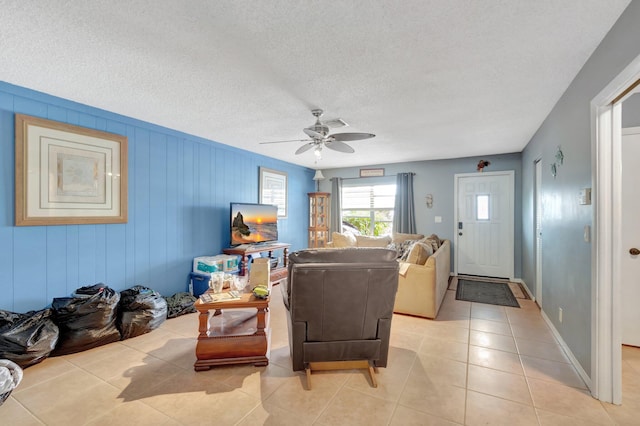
[395,239,418,259]
[392,232,425,244]
[427,234,442,248]
[406,242,433,265]
[355,235,392,247]
[331,232,357,248]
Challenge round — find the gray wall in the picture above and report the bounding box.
[319,153,523,277]
[623,92,640,127]
[521,0,640,376]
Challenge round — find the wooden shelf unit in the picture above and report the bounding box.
[308,192,330,248]
[223,242,290,285]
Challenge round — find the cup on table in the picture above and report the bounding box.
[209,272,224,293]
[233,275,248,293]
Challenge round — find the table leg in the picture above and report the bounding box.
[256,306,266,336]
[241,254,249,276]
[197,310,209,338]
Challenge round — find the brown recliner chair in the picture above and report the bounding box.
[282,247,399,388]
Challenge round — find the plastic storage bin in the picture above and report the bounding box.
[189,272,212,297]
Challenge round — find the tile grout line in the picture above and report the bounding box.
[508,307,542,425]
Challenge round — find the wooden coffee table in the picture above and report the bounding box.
[194,291,270,371]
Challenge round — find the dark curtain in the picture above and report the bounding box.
[330,177,343,234]
[393,173,416,233]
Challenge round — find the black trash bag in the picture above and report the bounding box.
[0,309,59,368]
[51,284,121,356]
[164,292,197,318]
[118,285,167,339]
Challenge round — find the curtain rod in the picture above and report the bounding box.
[330,172,414,181]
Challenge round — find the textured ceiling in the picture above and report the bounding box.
[0,1,632,169]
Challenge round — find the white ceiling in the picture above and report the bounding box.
[0,1,632,169]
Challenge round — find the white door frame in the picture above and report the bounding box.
[453,170,515,279]
[591,52,640,404]
[534,158,543,305]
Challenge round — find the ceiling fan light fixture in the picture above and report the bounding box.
[259,109,375,160]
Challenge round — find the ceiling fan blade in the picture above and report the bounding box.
[324,140,355,153]
[330,132,376,142]
[303,128,324,139]
[259,139,311,145]
[295,142,315,155]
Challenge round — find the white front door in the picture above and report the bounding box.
[621,127,640,347]
[455,171,514,279]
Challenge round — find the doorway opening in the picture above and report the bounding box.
[592,55,640,404]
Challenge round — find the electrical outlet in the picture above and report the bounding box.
[559,307,563,323]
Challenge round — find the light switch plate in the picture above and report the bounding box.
[579,188,591,205]
[435,216,442,223]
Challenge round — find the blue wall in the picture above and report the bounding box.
[521,0,640,376]
[0,82,313,312]
[320,153,523,278]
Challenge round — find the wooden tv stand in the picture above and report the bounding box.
[223,243,290,284]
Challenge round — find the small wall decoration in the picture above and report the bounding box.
[477,160,491,172]
[15,114,128,226]
[550,146,564,179]
[259,167,288,218]
[359,168,385,177]
[555,146,564,165]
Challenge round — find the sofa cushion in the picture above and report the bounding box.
[406,242,433,265]
[331,232,357,248]
[392,232,425,244]
[355,235,392,247]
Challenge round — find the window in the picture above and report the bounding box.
[342,184,396,236]
[476,194,490,220]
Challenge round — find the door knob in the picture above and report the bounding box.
[630,248,640,256]
[458,232,463,236]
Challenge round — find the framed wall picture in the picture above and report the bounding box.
[359,168,385,177]
[15,114,128,226]
[259,167,287,218]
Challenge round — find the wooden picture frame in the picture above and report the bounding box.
[15,114,128,226]
[259,167,287,218]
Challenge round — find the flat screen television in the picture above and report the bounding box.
[230,203,278,246]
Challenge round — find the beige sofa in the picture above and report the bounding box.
[328,231,451,319]
[393,239,450,319]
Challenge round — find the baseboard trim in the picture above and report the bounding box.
[539,309,593,391]
[512,278,535,302]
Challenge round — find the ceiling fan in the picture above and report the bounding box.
[260,109,375,159]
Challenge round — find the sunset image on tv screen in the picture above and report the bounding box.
[231,204,278,245]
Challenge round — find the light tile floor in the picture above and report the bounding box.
[2,279,639,425]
